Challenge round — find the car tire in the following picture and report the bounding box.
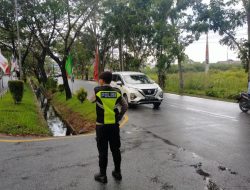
[153,102,161,109]
[239,99,249,113]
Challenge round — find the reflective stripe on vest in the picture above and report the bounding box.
[96,91,121,124]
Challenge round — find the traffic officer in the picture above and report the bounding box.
[90,71,128,184]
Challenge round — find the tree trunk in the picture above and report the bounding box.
[178,57,184,93]
[85,68,89,80]
[158,72,166,90]
[39,56,47,85]
[34,50,47,85]
[34,69,41,84]
[47,49,72,100]
[82,63,84,80]
[39,62,47,85]
[60,63,72,100]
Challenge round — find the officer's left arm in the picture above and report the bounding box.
[117,97,128,121]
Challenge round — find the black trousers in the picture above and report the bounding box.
[96,124,121,175]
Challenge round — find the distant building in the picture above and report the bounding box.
[186,58,200,64]
[216,60,241,64]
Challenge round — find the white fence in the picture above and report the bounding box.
[0,76,9,99]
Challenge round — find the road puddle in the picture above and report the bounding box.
[205,178,223,190]
[218,166,238,175]
[190,163,223,190]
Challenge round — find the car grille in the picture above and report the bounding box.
[142,89,156,96]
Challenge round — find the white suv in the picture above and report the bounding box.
[111,72,164,109]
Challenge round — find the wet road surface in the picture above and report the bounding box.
[0,79,250,190]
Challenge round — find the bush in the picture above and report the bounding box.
[8,80,24,104]
[58,84,65,93]
[226,92,239,100]
[45,77,58,93]
[76,88,88,103]
[205,88,218,97]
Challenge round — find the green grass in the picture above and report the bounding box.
[146,69,248,100]
[53,92,96,122]
[0,84,51,136]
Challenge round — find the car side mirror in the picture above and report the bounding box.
[150,79,155,84]
[117,81,123,86]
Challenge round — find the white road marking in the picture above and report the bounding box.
[169,104,238,122]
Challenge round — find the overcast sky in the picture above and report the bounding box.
[185,30,247,63]
[185,0,246,63]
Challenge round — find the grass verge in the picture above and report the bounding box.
[147,69,247,101]
[0,84,51,136]
[52,92,96,134]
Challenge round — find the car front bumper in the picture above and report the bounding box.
[130,96,163,105]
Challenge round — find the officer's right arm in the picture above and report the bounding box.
[88,87,97,103]
[88,93,96,103]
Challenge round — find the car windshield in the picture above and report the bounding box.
[123,74,153,84]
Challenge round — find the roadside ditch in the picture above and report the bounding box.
[35,88,73,136]
[30,81,95,137]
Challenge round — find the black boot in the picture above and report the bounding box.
[112,170,122,181]
[94,173,107,184]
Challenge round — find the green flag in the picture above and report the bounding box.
[65,54,73,76]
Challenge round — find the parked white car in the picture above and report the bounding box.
[111,72,164,109]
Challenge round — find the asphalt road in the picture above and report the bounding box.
[0,79,250,190]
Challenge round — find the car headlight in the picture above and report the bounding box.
[130,93,137,100]
[128,86,138,91]
[159,91,164,98]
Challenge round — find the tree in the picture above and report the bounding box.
[169,0,202,93]
[0,0,34,79]
[125,0,154,68]
[151,0,202,90]
[23,0,99,99]
[198,0,249,81]
[101,0,154,71]
[71,31,95,80]
[151,0,176,89]
[30,48,48,85]
[101,0,129,71]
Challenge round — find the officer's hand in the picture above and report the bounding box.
[117,115,123,123]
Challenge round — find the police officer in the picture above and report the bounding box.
[90,71,128,184]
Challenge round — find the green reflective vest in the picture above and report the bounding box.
[94,86,122,124]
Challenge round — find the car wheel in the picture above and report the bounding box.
[153,102,161,109]
[239,99,249,113]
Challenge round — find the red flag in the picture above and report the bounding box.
[5,65,10,75]
[93,46,99,81]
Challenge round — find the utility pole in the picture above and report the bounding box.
[227,46,229,63]
[14,0,22,79]
[205,33,209,74]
